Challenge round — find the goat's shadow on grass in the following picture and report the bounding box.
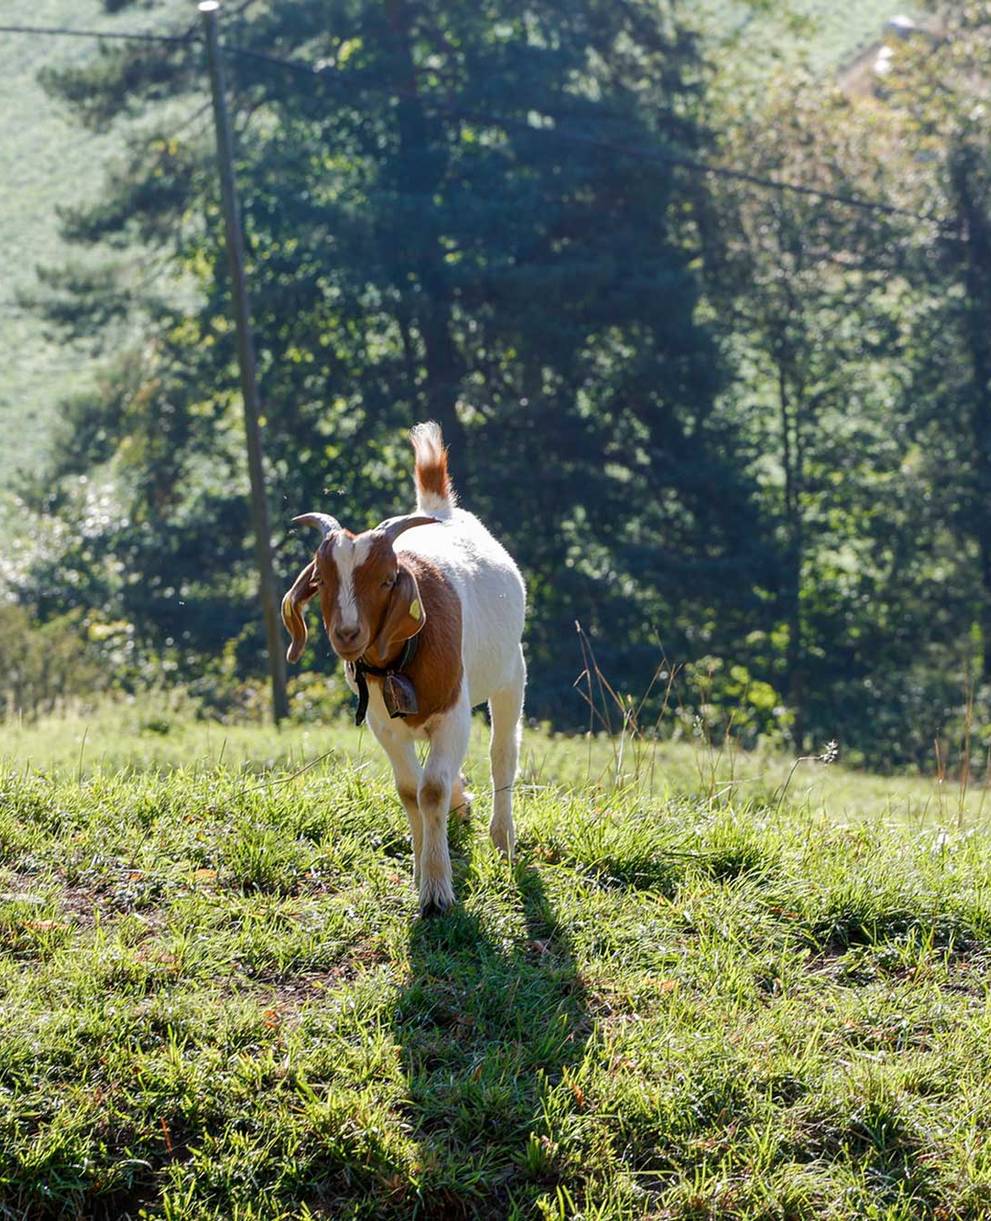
[392,855,590,1217]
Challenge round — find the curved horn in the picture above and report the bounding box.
[292,512,342,540]
[373,514,439,545]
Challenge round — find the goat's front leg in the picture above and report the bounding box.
[418,692,471,915]
[367,715,423,884]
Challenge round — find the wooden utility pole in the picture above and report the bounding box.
[199,0,288,723]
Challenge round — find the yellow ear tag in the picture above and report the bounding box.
[409,598,422,622]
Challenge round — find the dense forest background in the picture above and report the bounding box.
[3,0,990,769]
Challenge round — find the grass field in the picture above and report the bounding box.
[0,0,179,492]
[706,1,919,73]
[1,703,990,1218]
[0,0,189,564]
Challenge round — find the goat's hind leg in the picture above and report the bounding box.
[449,772,472,824]
[488,646,526,858]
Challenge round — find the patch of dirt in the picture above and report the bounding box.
[942,949,991,996]
[226,965,370,1028]
[1,865,171,932]
[804,938,991,996]
[247,943,395,1018]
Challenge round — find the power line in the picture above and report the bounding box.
[221,43,958,235]
[0,3,261,46]
[0,18,959,237]
[0,23,197,45]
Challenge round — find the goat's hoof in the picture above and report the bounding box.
[489,822,515,858]
[418,875,455,917]
[419,897,452,918]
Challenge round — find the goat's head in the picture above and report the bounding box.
[281,511,437,665]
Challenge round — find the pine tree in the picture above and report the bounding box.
[31,0,761,717]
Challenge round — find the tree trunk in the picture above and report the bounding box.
[952,146,991,682]
[778,362,805,750]
[981,535,991,685]
[384,0,468,480]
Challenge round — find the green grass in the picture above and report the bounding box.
[2,695,984,824]
[705,1,919,73]
[0,0,187,561]
[0,0,136,488]
[1,705,990,1218]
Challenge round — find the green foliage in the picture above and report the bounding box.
[0,0,190,552]
[11,0,991,770]
[0,0,904,493]
[0,604,106,718]
[24,0,767,725]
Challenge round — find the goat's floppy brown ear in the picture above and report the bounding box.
[368,565,426,665]
[281,561,319,663]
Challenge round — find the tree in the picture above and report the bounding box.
[881,5,991,687]
[699,73,952,757]
[29,0,762,721]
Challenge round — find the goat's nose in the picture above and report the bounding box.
[334,624,361,646]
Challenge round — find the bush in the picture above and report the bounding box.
[0,603,105,719]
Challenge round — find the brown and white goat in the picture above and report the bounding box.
[281,422,526,914]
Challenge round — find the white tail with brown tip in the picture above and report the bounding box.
[411,420,457,518]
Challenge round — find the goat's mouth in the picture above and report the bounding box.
[330,639,368,664]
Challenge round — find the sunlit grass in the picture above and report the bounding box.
[2,694,985,827]
[0,701,990,1217]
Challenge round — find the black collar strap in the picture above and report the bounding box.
[351,633,420,726]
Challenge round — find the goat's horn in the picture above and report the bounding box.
[373,514,439,544]
[292,512,342,540]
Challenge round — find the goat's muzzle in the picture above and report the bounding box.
[331,624,365,661]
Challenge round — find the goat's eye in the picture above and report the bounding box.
[383,574,397,589]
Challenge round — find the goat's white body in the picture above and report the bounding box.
[395,508,525,709]
[354,428,526,912]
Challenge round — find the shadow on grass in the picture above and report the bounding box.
[392,860,590,1219]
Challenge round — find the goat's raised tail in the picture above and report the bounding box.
[411,420,458,518]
